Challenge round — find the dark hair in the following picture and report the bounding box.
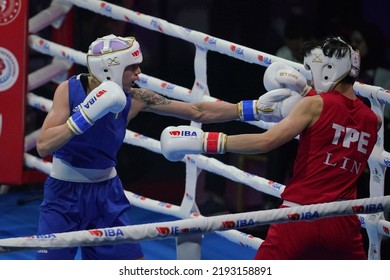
[300,36,350,59]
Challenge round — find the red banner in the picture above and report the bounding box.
[0,0,28,184]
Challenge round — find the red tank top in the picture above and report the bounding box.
[281,91,378,204]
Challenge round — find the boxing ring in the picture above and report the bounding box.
[1,0,390,260]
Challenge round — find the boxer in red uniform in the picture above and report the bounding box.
[160,37,382,259]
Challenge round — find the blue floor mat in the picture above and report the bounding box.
[0,191,255,260]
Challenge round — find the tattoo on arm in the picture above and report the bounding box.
[132,88,172,106]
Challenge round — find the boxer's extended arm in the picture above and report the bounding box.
[237,88,302,122]
[132,87,238,123]
[160,96,322,160]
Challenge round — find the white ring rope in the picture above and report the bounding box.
[28,57,73,91]
[1,195,389,253]
[28,0,73,33]
[10,0,387,259]
[58,0,390,104]
[60,0,309,77]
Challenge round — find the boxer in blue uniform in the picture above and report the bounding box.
[36,34,310,259]
[36,35,144,259]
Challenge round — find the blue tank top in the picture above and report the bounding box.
[54,74,131,169]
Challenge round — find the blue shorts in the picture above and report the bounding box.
[36,176,144,260]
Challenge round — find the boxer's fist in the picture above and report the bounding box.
[258,88,302,122]
[238,88,301,122]
[66,81,126,135]
[160,125,226,162]
[263,61,310,95]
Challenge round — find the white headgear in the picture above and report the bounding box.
[87,34,143,87]
[303,37,360,93]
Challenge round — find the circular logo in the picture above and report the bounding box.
[0,0,21,26]
[0,47,19,92]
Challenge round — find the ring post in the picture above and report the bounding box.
[0,0,29,184]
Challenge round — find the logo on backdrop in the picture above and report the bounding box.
[0,0,21,25]
[0,47,19,92]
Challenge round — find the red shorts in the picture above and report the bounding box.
[254,214,366,260]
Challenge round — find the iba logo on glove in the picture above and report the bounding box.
[83,89,107,110]
[169,130,198,137]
